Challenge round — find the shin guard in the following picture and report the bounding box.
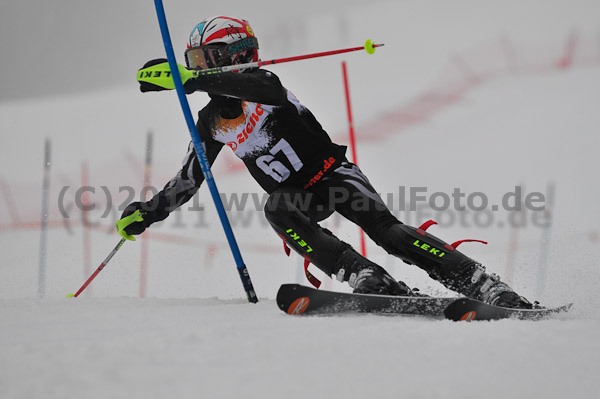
[379,222,496,298]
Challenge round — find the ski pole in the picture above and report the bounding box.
[137,40,384,89]
[66,210,144,298]
[153,0,258,303]
[66,238,126,298]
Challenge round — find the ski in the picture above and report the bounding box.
[276,284,456,317]
[443,297,573,321]
[277,284,573,321]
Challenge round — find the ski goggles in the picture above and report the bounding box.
[184,37,259,70]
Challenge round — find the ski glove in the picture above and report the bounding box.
[116,202,156,240]
[138,58,197,94]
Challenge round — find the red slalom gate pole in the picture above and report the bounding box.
[342,61,367,257]
[557,30,577,69]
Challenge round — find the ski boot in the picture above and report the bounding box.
[334,247,419,296]
[467,265,533,309]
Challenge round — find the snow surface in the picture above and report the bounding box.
[1,1,600,398]
[1,298,596,399]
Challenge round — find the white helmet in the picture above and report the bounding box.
[184,16,259,70]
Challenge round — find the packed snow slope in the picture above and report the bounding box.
[1,1,600,398]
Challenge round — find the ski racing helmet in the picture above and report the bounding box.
[184,16,259,70]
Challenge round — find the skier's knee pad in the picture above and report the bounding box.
[379,223,479,288]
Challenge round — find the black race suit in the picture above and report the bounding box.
[143,69,508,298]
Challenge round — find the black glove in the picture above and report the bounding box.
[118,202,155,236]
[184,78,198,94]
[139,58,198,94]
[139,58,168,93]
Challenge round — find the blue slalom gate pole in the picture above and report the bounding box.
[153,0,257,303]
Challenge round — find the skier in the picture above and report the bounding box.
[118,16,533,309]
